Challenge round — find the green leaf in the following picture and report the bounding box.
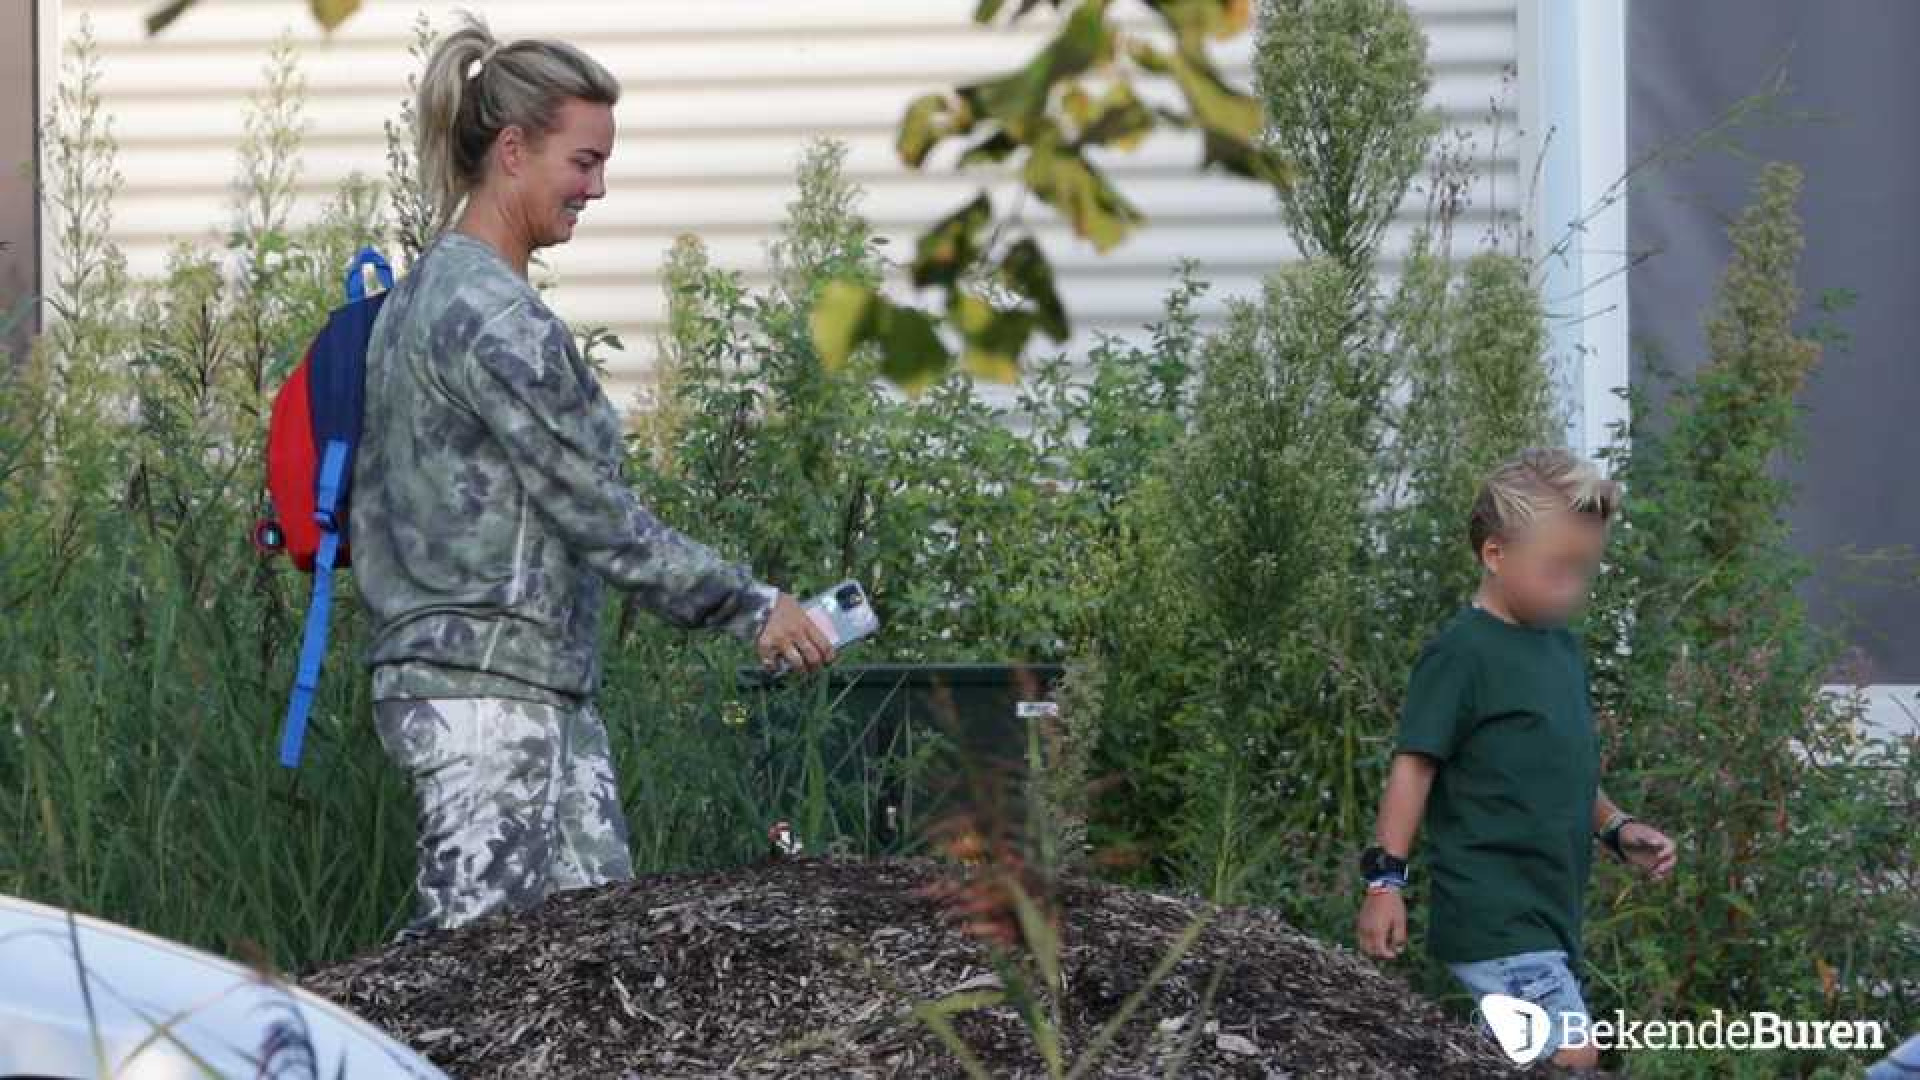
[976,0,1061,20]
[810,281,878,371]
[1126,38,1173,75]
[1022,141,1142,253]
[1168,48,1261,142]
[952,292,1033,383]
[958,132,1021,168]
[912,195,993,289]
[958,0,1113,137]
[1076,80,1155,152]
[874,301,954,393]
[1201,129,1290,188]
[143,0,197,36]
[1062,83,1095,129]
[1148,0,1251,52]
[999,237,1068,340]
[813,285,954,390]
[900,93,967,168]
[310,0,361,32]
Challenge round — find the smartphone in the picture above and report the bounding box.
[805,580,880,650]
[772,580,879,675]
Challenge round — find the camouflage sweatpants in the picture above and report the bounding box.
[373,697,635,935]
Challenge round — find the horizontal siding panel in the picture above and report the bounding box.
[84,43,1517,104]
[74,0,1514,39]
[100,158,1523,237]
[53,0,1524,399]
[98,73,1514,144]
[113,210,1522,292]
[109,119,1520,191]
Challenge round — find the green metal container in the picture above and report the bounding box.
[739,663,1064,852]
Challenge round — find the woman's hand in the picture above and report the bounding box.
[756,592,836,676]
[1619,821,1677,880]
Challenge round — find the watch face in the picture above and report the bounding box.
[1360,847,1402,879]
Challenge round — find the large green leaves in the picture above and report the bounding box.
[811,282,953,393]
[812,0,1287,388]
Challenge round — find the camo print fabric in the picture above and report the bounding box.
[351,230,773,705]
[375,696,635,933]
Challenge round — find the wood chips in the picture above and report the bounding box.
[306,857,1528,1079]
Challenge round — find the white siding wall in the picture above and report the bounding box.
[51,0,1525,408]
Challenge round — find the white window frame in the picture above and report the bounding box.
[1520,0,1629,464]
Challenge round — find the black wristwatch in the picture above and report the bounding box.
[1597,811,1636,860]
[1359,846,1409,885]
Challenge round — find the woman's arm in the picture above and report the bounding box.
[463,298,771,639]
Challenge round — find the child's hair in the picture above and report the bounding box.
[415,11,621,237]
[1468,447,1621,557]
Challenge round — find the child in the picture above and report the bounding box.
[1356,447,1677,1070]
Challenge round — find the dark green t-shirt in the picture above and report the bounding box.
[1396,605,1601,967]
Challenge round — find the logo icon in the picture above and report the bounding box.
[1479,993,1552,1064]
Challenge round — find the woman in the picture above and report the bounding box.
[351,14,835,934]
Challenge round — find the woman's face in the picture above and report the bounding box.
[498,97,613,250]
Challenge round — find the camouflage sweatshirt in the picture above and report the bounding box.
[350,230,773,706]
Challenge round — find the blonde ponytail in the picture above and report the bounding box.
[414,11,621,237]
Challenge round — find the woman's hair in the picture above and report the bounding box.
[1468,446,1621,556]
[415,11,621,236]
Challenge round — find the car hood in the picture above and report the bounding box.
[0,893,444,1079]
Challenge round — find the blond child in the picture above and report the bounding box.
[1357,448,1677,1069]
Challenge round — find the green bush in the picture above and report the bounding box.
[1583,163,1917,1075]
[1078,0,1557,930]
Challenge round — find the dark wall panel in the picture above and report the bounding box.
[1627,0,1920,682]
[0,0,37,355]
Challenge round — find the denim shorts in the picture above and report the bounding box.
[1448,949,1591,1058]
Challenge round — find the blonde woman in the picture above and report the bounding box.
[351,13,834,933]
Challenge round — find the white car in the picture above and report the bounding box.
[0,893,443,1080]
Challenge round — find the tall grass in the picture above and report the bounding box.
[0,28,935,975]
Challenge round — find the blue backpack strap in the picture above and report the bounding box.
[344,246,394,303]
[278,250,389,769]
[279,438,349,768]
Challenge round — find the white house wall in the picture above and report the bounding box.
[52,0,1526,409]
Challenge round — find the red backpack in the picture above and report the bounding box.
[255,247,393,768]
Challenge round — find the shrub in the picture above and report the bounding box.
[0,28,413,970]
[1584,163,1917,1074]
[1077,0,1558,932]
[629,139,1102,663]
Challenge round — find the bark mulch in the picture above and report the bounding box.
[306,857,1530,1079]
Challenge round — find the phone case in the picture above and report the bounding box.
[804,580,880,648]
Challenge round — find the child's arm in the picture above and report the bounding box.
[1356,752,1437,959]
[1592,787,1678,879]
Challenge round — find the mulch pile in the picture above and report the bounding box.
[306,857,1527,1079]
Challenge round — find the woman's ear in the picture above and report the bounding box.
[494,124,529,178]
